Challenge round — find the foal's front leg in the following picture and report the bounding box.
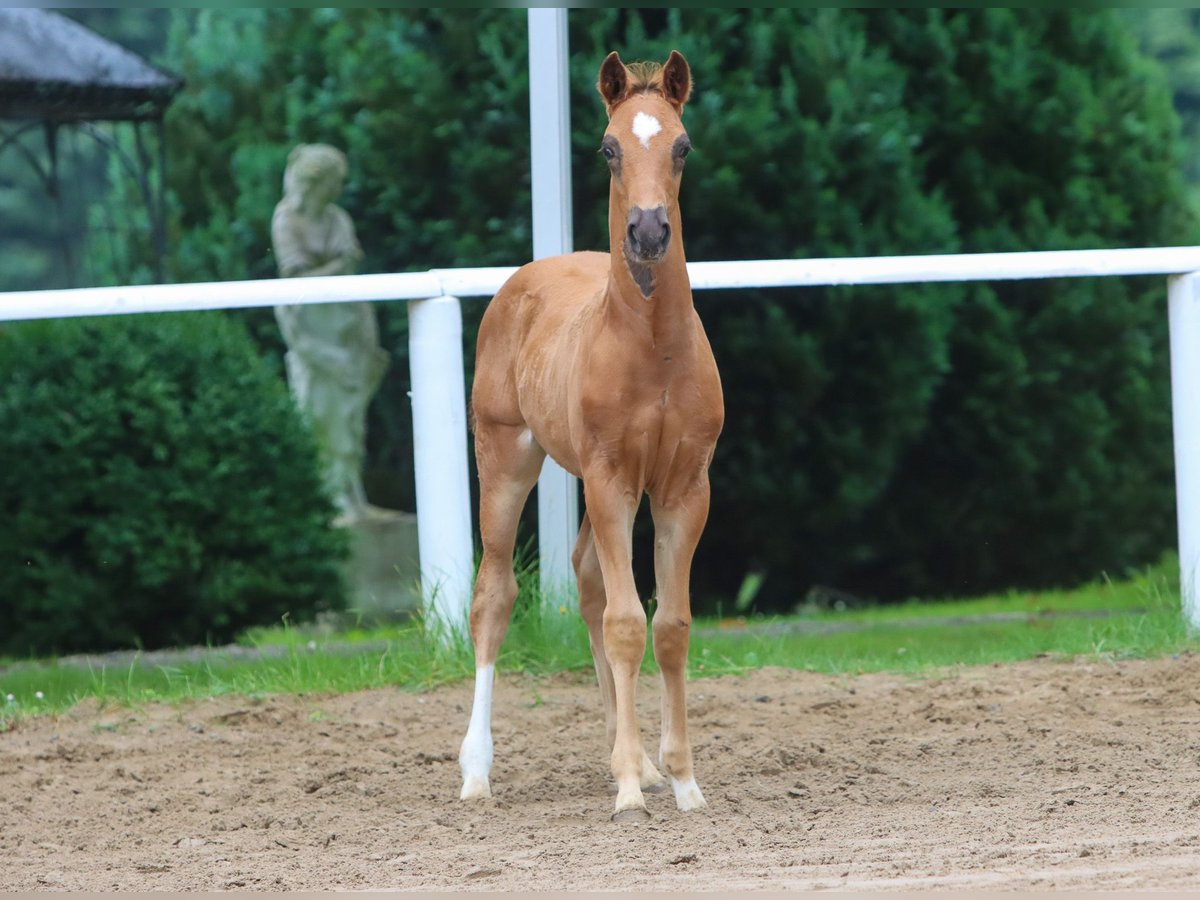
[583,479,651,821]
[650,482,710,811]
[573,513,666,793]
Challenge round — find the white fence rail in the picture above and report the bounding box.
[3,245,1199,630]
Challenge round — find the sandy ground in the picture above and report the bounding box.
[2,653,1199,891]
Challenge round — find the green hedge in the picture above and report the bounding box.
[0,313,348,656]
[91,9,1197,610]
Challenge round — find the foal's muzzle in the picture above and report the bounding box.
[626,205,670,262]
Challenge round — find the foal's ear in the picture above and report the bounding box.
[597,51,629,117]
[662,50,692,114]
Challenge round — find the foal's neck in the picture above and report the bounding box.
[606,206,693,348]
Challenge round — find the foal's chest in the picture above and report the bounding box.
[580,364,718,481]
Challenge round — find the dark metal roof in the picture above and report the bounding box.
[0,8,181,122]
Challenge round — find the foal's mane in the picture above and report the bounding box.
[625,60,665,96]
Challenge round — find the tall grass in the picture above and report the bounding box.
[1,553,1196,729]
[0,545,592,729]
[688,554,1194,675]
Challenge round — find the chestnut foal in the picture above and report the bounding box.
[459,50,723,822]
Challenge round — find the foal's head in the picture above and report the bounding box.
[596,51,692,270]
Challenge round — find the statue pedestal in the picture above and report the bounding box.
[338,510,421,622]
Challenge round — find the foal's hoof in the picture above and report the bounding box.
[671,777,707,812]
[460,775,492,801]
[610,780,666,795]
[612,807,652,825]
[640,754,666,791]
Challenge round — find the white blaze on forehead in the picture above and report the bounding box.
[632,111,662,149]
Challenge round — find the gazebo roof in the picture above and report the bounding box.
[0,8,181,122]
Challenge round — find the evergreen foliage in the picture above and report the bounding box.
[87,9,1195,611]
[0,314,348,656]
[1126,8,1200,215]
[855,10,1193,597]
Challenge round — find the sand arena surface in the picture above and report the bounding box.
[2,654,1199,890]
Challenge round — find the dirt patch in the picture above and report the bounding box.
[2,654,1200,890]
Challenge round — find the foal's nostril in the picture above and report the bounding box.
[627,206,671,259]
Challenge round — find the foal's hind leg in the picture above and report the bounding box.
[573,514,664,792]
[459,422,544,800]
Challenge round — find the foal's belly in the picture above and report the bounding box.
[508,256,609,478]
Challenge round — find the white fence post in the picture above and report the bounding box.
[1169,274,1200,630]
[528,7,580,602]
[408,295,474,633]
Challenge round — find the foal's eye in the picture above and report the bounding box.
[600,145,615,161]
[671,135,692,170]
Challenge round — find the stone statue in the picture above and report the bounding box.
[271,143,390,524]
